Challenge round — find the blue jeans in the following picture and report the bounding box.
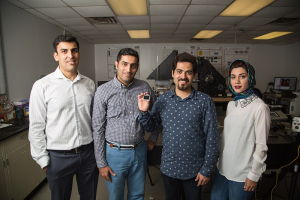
[211,168,253,200]
[162,173,202,200]
[105,140,147,200]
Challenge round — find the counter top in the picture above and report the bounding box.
[0,117,29,141]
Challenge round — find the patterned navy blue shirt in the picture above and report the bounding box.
[138,88,219,179]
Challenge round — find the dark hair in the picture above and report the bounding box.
[116,48,139,64]
[229,60,247,75]
[253,88,262,98]
[53,34,79,53]
[172,52,197,74]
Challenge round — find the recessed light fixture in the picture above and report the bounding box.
[253,32,293,40]
[193,30,223,39]
[220,0,274,17]
[127,30,150,39]
[108,0,147,16]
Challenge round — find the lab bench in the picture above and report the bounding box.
[0,117,46,200]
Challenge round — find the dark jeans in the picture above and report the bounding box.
[46,142,99,200]
[162,173,202,200]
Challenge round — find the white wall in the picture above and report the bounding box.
[95,42,300,93]
[0,1,95,102]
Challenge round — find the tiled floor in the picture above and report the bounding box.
[28,166,300,200]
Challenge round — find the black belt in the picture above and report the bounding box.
[48,142,91,154]
[106,140,143,149]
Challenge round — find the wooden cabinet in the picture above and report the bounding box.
[0,130,45,200]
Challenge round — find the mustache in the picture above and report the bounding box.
[178,78,189,82]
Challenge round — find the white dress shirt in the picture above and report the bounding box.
[29,67,95,168]
[217,95,271,182]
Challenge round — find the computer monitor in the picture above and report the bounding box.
[274,77,297,91]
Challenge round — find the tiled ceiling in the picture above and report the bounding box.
[5,0,300,45]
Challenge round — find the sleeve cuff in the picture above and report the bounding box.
[37,155,50,169]
[247,171,261,182]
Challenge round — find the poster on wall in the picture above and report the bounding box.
[224,48,249,74]
[197,48,223,73]
[162,46,196,60]
[107,47,140,78]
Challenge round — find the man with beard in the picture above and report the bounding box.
[137,52,219,200]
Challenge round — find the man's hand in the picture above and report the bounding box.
[146,140,156,150]
[99,166,116,183]
[138,92,150,112]
[244,178,257,191]
[43,166,47,172]
[195,172,210,186]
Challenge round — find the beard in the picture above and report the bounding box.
[177,78,190,90]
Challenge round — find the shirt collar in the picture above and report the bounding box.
[53,66,83,82]
[169,86,196,100]
[112,75,135,89]
[235,94,258,108]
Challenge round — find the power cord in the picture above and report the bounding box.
[271,145,300,200]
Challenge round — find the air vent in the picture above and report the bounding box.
[86,17,117,25]
[267,18,300,25]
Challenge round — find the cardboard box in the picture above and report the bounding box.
[3,110,16,121]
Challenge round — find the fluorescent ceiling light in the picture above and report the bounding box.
[220,0,274,17]
[193,30,223,39]
[108,0,147,16]
[127,30,150,38]
[253,32,293,40]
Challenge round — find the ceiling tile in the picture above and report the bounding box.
[43,18,64,26]
[253,25,288,31]
[174,29,199,35]
[151,24,178,30]
[36,7,81,18]
[181,16,213,24]
[77,30,104,36]
[150,30,175,35]
[150,5,188,16]
[279,23,300,32]
[25,8,49,18]
[185,5,226,16]
[177,24,205,30]
[252,7,300,18]
[150,16,182,24]
[209,16,246,25]
[118,16,150,24]
[108,35,131,39]
[55,18,91,26]
[149,0,190,4]
[203,24,232,30]
[72,6,114,17]
[270,0,300,7]
[123,24,150,30]
[94,24,124,30]
[18,0,67,8]
[239,17,278,26]
[150,35,172,38]
[101,30,128,35]
[285,10,300,18]
[5,0,29,8]
[87,35,110,39]
[191,0,234,5]
[68,25,98,31]
[63,0,107,6]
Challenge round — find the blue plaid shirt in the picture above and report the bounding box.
[92,76,158,168]
[138,88,219,179]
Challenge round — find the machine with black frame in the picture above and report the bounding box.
[196,57,227,97]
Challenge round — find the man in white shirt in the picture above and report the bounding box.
[29,34,98,200]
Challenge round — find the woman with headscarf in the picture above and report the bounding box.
[211,60,271,199]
